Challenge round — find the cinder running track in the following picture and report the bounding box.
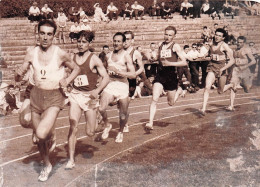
[0,88,259,186]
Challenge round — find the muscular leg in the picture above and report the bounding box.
[118,97,130,132]
[99,91,115,127]
[84,108,97,137]
[67,102,82,168]
[148,83,163,126]
[217,75,227,94]
[202,72,216,113]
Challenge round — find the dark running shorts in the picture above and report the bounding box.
[24,84,34,99]
[128,78,137,97]
[153,67,178,91]
[30,87,65,114]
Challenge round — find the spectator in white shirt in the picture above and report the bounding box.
[93,3,108,22]
[180,0,193,19]
[41,4,53,20]
[80,19,92,31]
[28,2,41,22]
[57,9,68,44]
[107,2,119,21]
[69,21,81,43]
[201,0,211,15]
[78,7,88,22]
[131,1,145,20]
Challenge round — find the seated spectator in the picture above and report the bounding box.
[200,41,210,57]
[131,1,145,20]
[107,2,119,21]
[41,4,54,20]
[28,2,41,22]
[80,19,92,31]
[210,1,221,20]
[160,2,172,20]
[180,0,193,20]
[68,6,80,23]
[201,0,211,15]
[57,8,68,44]
[121,2,133,20]
[149,0,161,18]
[69,21,81,43]
[191,0,202,18]
[201,26,211,42]
[5,85,20,114]
[93,3,108,22]
[78,7,88,22]
[223,2,235,18]
[252,2,260,15]
[99,45,110,68]
[0,83,9,116]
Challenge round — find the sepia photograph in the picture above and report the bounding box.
[0,0,259,186]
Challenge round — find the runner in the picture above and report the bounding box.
[145,26,187,131]
[15,19,80,182]
[99,32,136,143]
[200,28,235,115]
[226,36,256,111]
[65,31,109,169]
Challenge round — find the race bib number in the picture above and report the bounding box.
[40,69,47,80]
[74,75,89,87]
[160,49,172,58]
[211,54,220,61]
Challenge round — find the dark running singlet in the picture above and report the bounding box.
[72,53,98,92]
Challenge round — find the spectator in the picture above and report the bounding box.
[201,0,211,15]
[68,6,80,23]
[0,83,9,116]
[144,43,159,78]
[41,4,54,20]
[5,85,19,114]
[107,2,119,21]
[93,3,108,22]
[99,45,110,68]
[80,19,92,31]
[249,42,260,85]
[223,2,235,18]
[131,1,145,20]
[160,2,172,20]
[180,0,194,20]
[57,8,68,44]
[252,2,260,15]
[198,42,210,88]
[69,21,81,43]
[223,25,236,44]
[121,2,133,20]
[210,1,221,20]
[149,0,161,18]
[0,49,8,68]
[78,7,88,22]
[201,26,211,42]
[192,0,202,18]
[28,2,41,22]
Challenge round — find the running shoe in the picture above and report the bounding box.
[115,132,123,143]
[101,124,112,140]
[38,165,52,182]
[199,109,206,116]
[145,123,154,130]
[226,106,235,111]
[123,123,129,133]
[65,160,75,170]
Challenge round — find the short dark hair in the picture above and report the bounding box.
[8,85,14,89]
[237,36,246,43]
[77,31,95,42]
[113,32,126,42]
[215,28,227,38]
[124,31,134,39]
[165,26,177,34]
[103,45,109,49]
[192,43,197,47]
[197,43,203,47]
[38,19,57,34]
[203,26,207,29]
[150,42,156,46]
[183,45,189,49]
[214,23,218,26]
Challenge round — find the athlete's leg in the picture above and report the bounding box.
[19,99,32,128]
[99,91,115,127]
[201,72,216,113]
[147,82,164,126]
[84,108,97,137]
[118,97,130,132]
[217,75,227,94]
[66,102,82,169]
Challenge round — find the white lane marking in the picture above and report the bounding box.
[0,92,256,130]
[0,95,258,144]
[0,101,257,168]
[65,109,255,186]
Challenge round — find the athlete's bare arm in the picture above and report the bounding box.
[134,51,144,76]
[15,47,34,82]
[114,53,136,79]
[59,49,80,87]
[219,43,235,73]
[161,44,188,67]
[89,55,110,99]
[241,48,256,70]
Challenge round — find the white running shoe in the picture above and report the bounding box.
[226,106,235,111]
[65,160,75,170]
[38,165,52,182]
[115,132,123,143]
[101,124,112,140]
[145,123,153,130]
[123,124,129,133]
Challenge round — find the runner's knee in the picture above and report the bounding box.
[36,128,49,140]
[69,119,78,133]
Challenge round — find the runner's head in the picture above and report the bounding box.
[214,28,226,43]
[77,31,95,53]
[237,36,246,49]
[164,26,177,43]
[124,31,134,49]
[113,32,126,52]
[38,19,57,50]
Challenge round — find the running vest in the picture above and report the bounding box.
[32,46,65,90]
[72,53,98,92]
[158,42,178,72]
[107,51,128,83]
[209,42,227,64]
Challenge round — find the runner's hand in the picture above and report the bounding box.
[59,78,68,88]
[89,89,99,99]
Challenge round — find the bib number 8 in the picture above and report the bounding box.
[74,75,89,87]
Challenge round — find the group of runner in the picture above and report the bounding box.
[14,19,256,181]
